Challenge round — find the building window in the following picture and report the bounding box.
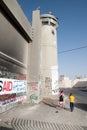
[52,30,55,35]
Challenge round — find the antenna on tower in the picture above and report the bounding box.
[49,11,52,15]
[36,6,40,10]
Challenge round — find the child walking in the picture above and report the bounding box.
[59,90,65,108]
[69,93,75,112]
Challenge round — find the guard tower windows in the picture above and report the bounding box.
[42,21,49,25]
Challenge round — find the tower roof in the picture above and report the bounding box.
[40,14,58,28]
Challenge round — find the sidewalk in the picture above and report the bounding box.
[0,96,87,130]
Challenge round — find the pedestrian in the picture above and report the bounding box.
[59,90,65,108]
[69,93,75,112]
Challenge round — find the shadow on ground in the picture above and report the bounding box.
[82,126,87,130]
[42,101,57,108]
[0,121,14,130]
[42,98,70,113]
[75,103,87,111]
[80,89,87,92]
[0,126,14,130]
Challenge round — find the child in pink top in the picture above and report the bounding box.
[59,90,65,108]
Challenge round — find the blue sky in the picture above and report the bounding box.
[18,0,87,79]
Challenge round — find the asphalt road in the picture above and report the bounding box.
[62,88,87,111]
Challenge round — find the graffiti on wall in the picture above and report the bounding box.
[28,82,41,103]
[0,78,27,94]
[0,93,16,106]
[29,82,38,91]
[45,77,52,88]
[0,78,27,106]
[51,66,59,95]
[28,82,38,101]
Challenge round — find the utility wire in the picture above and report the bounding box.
[59,45,87,54]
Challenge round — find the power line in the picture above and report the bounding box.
[59,45,87,54]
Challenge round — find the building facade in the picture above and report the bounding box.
[0,0,59,110]
[0,0,32,113]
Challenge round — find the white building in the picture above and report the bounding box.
[59,75,87,88]
[59,75,72,88]
[72,78,87,88]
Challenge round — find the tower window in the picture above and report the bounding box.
[52,30,55,35]
[50,22,55,27]
[42,21,48,25]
